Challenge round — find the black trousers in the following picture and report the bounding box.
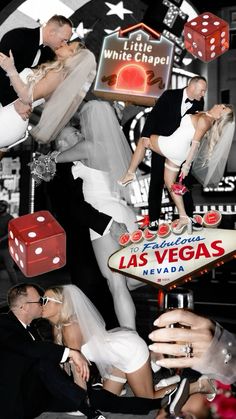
[21,359,164,418]
[89,387,163,415]
[148,152,194,222]
[22,360,90,419]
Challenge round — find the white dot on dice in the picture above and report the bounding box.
[28,232,37,238]
[37,216,45,222]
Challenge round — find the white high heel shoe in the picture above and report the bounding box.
[117,171,136,187]
[172,216,192,235]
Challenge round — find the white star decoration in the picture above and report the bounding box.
[105,1,133,20]
[104,26,121,34]
[71,22,93,40]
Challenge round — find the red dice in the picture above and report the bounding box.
[184,12,229,62]
[8,211,66,277]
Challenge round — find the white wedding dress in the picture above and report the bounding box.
[81,327,149,375]
[0,68,44,149]
[72,161,137,240]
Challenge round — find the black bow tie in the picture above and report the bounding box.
[185,98,194,104]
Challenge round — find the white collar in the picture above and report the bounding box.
[19,319,27,329]
[39,26,43,47]
[183,88,189,102]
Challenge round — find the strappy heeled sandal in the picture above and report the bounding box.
[172,216,192,235]
[117,171,136,187]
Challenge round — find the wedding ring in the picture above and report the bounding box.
[181,343,193,358]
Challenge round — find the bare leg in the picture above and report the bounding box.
[118,137,148,185]
[126,360,176,399]
[118,135,165,186]
[92,234,136,329]
[103,367,126,395]
[104,361,177,399]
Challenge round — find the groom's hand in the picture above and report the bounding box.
[110,220,128,243]
[69,349,90,382]
[14,99,32,121]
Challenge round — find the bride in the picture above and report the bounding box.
[41,284,216,416]
[0,41,96,149]
[42,284,191,416]
[49,100,144,330]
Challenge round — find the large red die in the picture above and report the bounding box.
[8,211,66,277]
[184,12,229,62]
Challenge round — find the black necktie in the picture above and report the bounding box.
[185,98,194,104]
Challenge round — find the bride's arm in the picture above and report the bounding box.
[62,322,83,350]
[181,116,211,178]
[62,323,88,388]
[32,69,64,101]
[0,50,64,104]
[0,50,32,105]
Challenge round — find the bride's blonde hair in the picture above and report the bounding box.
[46,287,76,345]
[206,104,234,160]
[28,41,84,85]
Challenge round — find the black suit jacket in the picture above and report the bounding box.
[142,88,204,137]
[0,27,55,105]
[0,311,65,419]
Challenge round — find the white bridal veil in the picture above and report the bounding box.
[192,120,235,187]
[61,285,127,378]
[31,49,96,143]
[78,100,135,199]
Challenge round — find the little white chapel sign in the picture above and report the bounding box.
[94,23,175,106]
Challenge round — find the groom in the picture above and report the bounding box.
[141,76,207,231]
[0,14,72,117]
[0,283,101,419]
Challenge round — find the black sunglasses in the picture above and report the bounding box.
[25,299,44,306]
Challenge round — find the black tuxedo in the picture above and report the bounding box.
[0,311,87,419]
[0,27,55,105]
[142,88,204,221]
